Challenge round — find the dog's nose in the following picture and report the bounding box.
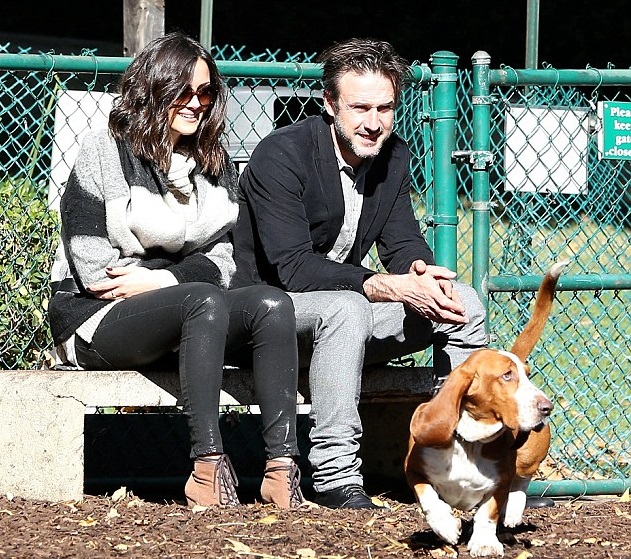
[538,396,554,416]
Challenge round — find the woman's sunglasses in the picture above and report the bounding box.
[173,83,215,107]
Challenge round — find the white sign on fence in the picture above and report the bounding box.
[48,90,116,212]
[504,105,589,195]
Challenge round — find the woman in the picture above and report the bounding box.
[48,32,303,509]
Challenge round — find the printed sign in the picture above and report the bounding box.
[597,101,631,160]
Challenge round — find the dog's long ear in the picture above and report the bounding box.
[411,355,478,447]
[510,260,568,361]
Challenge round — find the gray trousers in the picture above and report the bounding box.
[288,283,487,493]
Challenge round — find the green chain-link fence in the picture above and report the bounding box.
[1,44,629,495]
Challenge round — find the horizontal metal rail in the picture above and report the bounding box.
[490,67,631,87]
[85,476,631,499]
[488,274,631,292]
[0,53,323,78]
[0,53,433,82]
[529,478,631,498]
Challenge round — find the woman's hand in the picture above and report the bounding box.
[86,267,177,300]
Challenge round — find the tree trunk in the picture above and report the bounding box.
[123,0,165,57]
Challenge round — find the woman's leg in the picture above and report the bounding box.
[225,285,300,459]
[225,285,303,508]
[77,283,229,458]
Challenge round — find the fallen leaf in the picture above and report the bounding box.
[291,517,323,525]
[224,538,251,553]
[429,544,457,557]
[583,537,599,544]
[0,510,14,516]
[563,538,580,546]
[258,514,278,525]
[619,489,630,502]
[514,552,533,559]
[530,539,546,547]
[613,505,631,519]
[191,504,208,513]
[296,548,316,558]
[114,543,128,551]
[107,507,120,519]
[111,487,127,502]
[371,496,389,508]
[78,516,98,527]
[126,498,143,508]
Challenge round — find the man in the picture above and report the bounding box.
[231,38,487,509]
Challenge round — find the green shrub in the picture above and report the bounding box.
[0,179,60,369]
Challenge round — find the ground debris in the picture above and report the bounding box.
[0,494,628,558]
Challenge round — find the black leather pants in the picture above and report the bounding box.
[75,282,299,460]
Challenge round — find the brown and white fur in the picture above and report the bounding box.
[404,261,567,557]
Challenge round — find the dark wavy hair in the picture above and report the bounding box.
[316,38,410,106]
[109,32,227,175]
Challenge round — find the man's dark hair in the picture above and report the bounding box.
[316,38,410,105]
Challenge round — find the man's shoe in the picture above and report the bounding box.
[314,484,385,509]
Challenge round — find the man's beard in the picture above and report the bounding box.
[333,117,390,160]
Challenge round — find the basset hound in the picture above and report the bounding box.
[404,261,567,557]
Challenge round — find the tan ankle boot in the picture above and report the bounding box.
[260,459,304,509]
[185,454,240,507]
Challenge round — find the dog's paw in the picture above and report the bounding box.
[425,507,462,545]
[502,508,524,528]
[467,533,504,557]
[468,518,504,557]
[502,490,526,528]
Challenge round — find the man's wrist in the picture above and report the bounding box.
[363,273,395,302]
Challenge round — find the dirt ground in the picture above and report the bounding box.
[1,488,629,559]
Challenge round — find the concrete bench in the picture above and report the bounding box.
[0,365,432,502]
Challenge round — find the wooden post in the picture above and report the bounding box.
[123,0,165,57]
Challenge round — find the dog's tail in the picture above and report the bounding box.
[510,260,569,361]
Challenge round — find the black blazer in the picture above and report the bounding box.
[231,114,434,293]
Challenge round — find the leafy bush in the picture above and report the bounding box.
[0,179,60,369]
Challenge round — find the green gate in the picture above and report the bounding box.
[459,52,631,497]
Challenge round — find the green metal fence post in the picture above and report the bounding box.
[525,0,540,69]
[429,51,459,270]
[470,51,492,328]
[200,0,214,51]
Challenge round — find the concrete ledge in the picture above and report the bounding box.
[0,365,432,502]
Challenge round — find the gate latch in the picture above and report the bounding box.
[451,150,494,170]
